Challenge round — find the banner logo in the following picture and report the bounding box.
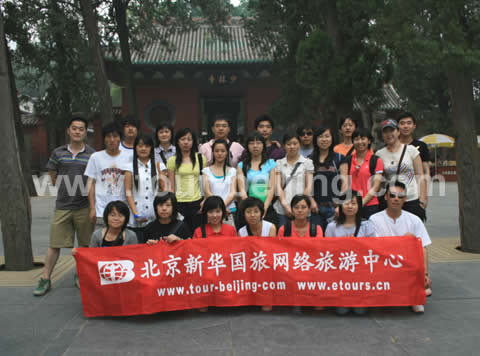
[98,260,135,285]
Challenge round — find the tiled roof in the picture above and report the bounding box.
[21,114,39,127]
[108,22,272,65]
[354,84,404,111]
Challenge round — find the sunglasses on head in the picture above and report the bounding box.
[301,131,313,136]
[388,192,406,199]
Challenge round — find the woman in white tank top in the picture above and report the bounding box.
[238,197,276,237]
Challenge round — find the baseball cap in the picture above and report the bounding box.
[381,119,398,130]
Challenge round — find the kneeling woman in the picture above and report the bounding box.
[89,201,138,247]
[73,201,137,256]
[237,197,276,237]
[277,195,323,238]
[144,192,192,244]
[193,196,236,238]
[325,190,374,315]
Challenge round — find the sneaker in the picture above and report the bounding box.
[33,278,51,296]
[411,305,425,313]
[74,274,80,289]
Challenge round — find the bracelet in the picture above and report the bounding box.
[134,213,139,219]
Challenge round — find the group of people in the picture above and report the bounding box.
[33,112,433,314]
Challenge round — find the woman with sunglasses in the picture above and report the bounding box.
[296,125,315,158]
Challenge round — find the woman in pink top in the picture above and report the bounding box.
[277,195,323,238]
[348,128,384,219]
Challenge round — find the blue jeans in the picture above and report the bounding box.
[310,205,335,232]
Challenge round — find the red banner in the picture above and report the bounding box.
[74,236,425,317]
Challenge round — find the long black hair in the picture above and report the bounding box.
[242,132,267,177]
[132,134,156,192]
[174,128,199,170]
[211,139,231,180]
[312,127,337,170]
[335,190,363,237]
[201,196,227,226]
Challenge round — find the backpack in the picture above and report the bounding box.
[283,221,318,238]
[346,154,379,176]
[197,152,204,171]
[200,224,207,238]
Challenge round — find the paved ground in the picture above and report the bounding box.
[1,182,479,355]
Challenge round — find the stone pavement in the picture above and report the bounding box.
[1,183,479,355]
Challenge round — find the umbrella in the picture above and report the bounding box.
[419,134,456,176]
[419,134,455,148]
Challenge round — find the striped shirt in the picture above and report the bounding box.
[46,144,95,210]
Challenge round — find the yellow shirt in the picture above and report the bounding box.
[167,154,207,202]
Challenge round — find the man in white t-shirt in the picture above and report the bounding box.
[369,181,432,313]
[85,122,131,226]
[118,116,137,163]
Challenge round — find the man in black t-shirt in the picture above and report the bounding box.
[397,112,430,211]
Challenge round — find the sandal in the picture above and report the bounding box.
[425,287,432,297]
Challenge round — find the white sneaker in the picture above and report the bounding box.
[411,305,425,313]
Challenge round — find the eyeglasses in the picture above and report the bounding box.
[389,192,406,199]
[301,131,313,136]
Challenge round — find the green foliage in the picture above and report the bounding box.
[4,0,98,124]
[245,0,391,126]
[374,0,480,135]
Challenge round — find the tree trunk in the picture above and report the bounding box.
[447,68,480,253]
[0,16,34,270]
[50,0,71,148]
[325,0,353,128]
[78,0,113,125]
[6,42,37,196]
[113,0,138,119]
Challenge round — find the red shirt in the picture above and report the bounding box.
[349,150,384,206]
[193,223,237,239]
[277,223,324,238]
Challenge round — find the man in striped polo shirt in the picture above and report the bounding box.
[34,117,95,296]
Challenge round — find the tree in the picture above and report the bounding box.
[375,0,480,252]
[245,0,391,128]
[0,13,34,270]
[4,0,99,151]
[77,0,114,125]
